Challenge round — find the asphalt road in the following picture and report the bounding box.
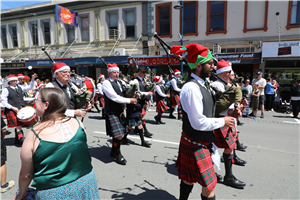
[1,107,299,200]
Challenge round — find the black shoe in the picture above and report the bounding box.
[260,113,264,118]
[169,114,176,119]
[144,130,153,138]
[223,175,246,188]
[14,138,23,145]
[216,173,223,181]
[234,156,247,166]
[249,112,254,116]
[236,143,247,151]
[237,120,244,126]
[112,153,127,165]
[141,141,151,148]
[159,120,166,124]
[154,116,160,124]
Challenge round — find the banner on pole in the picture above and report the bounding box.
[55,5,77,27]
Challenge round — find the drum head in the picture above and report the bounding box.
[84,77,96,101]
[17,106,35,120]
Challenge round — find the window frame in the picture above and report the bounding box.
[180,1,198,36]
[155,2,172,38]
[78,14,90,42]
[1,25,7,49]
[40,19,51,45]
[8,24,18,48]
[122,8,136,38]
[106,9,119,40]
[28,20,39,46]
[286,0,300,30]
[206,1,227,35]
[65,24,76,44]
[243,1,268,33]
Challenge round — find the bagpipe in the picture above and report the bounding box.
[153,33,242,115]
[42,47,96,110]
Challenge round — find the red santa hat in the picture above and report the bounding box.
[17,74,25,79]
[173,69,181,76]
[7,74,18,82]
[107,63,119,73]
[216,59,232,75]
[53,62,70,78]
[98,74,104,79]
[37,82,45,88]
[153,76,162,84]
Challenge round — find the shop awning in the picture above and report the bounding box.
[128,55,181,66]
[216,53,262,64]
[25,58,75,67]
[75,56,129,65]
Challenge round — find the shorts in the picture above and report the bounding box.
[1,134,7,165]
[259,95,265,105]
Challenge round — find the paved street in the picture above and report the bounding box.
[1,107,299,200]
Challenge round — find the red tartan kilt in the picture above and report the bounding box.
[1,107,5,117]
[170,93,180,107]
[175,132,217,193]
[97,94,105,108]
[140,106,147,116]
[5,108,21,128]
[156,100,168,113]
[214,126,237,150]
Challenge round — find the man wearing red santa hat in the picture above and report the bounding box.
[17,73,37,97]
[46,62,91,117]
[153,76,170,124]
[102,63,137,165]
[1,74,37,145]
[213,59,247,188]
[171,43,235,200]
[169,69,182,119]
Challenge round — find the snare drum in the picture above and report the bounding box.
[24,97,36,107]
[17,106,38,128]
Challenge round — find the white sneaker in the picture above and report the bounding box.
[271,109,274,112]
[1,180,15,193]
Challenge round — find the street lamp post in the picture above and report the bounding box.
[174,1,184,75]
[276,12,281,42]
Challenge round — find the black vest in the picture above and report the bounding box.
[155,85,166,101]
[182,77,215,142]
[51,80,76,109]
[135,77,150,105]
[170,78,180,97]
[135,77,146,92]
[7,86,25,109]
[104,80,125,114]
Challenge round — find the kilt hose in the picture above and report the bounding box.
[5,108,21,128]
[170,92,180,107]
[97,94,105,108]
[214,126,237,150]
[105,113,127,138]
[175,132,217,194]
[156,99,168,115]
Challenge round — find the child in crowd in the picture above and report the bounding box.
[251,84,261,119]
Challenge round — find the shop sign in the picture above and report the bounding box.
[262,41,300,58]
[216,53,262,64]
[25,58,75,66]
[75,56,128,65]
[128,56,180,66]
[1,62,26,68]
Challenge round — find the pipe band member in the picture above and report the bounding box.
[1,74,37,145]
[169,69,182,119]
[171,43,235,200]
[97,74,106,118]
[131,66,153,138]
[153,76,169,125]
[102,63,138,165]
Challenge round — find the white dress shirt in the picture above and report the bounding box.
[18,81,36,92]
[97,82,103,95]
[180,73,224,131]
[46,80,75,117]
[102,78,131,104]
[154,84,168,98]
[1,82,35,109]
[171,78,181,93]
[131,76,150,96]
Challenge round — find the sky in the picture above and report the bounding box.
[1,0,51,11]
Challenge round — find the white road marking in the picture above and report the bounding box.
[283,121,300,124]
[93,131,299,155]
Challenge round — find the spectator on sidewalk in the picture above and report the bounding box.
[290,79,300,118]
[251,71,266,118]
[265,77,276,111]
[251,84,261,119]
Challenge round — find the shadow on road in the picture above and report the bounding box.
[4,137,22,147]
[100,180,177,200]
[89,143,114,164]
[272,115,294,118]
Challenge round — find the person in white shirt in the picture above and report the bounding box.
[251,72,266,118]
[169,69,182,119]
[171,43,235,200]
[1,74,37,145]
[17,73,36,97]
[153,76,169,124]
[46,62,91,118]
[96,74,106,118]
[102,63,137,165]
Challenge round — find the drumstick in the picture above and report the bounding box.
[28,66,35,74]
